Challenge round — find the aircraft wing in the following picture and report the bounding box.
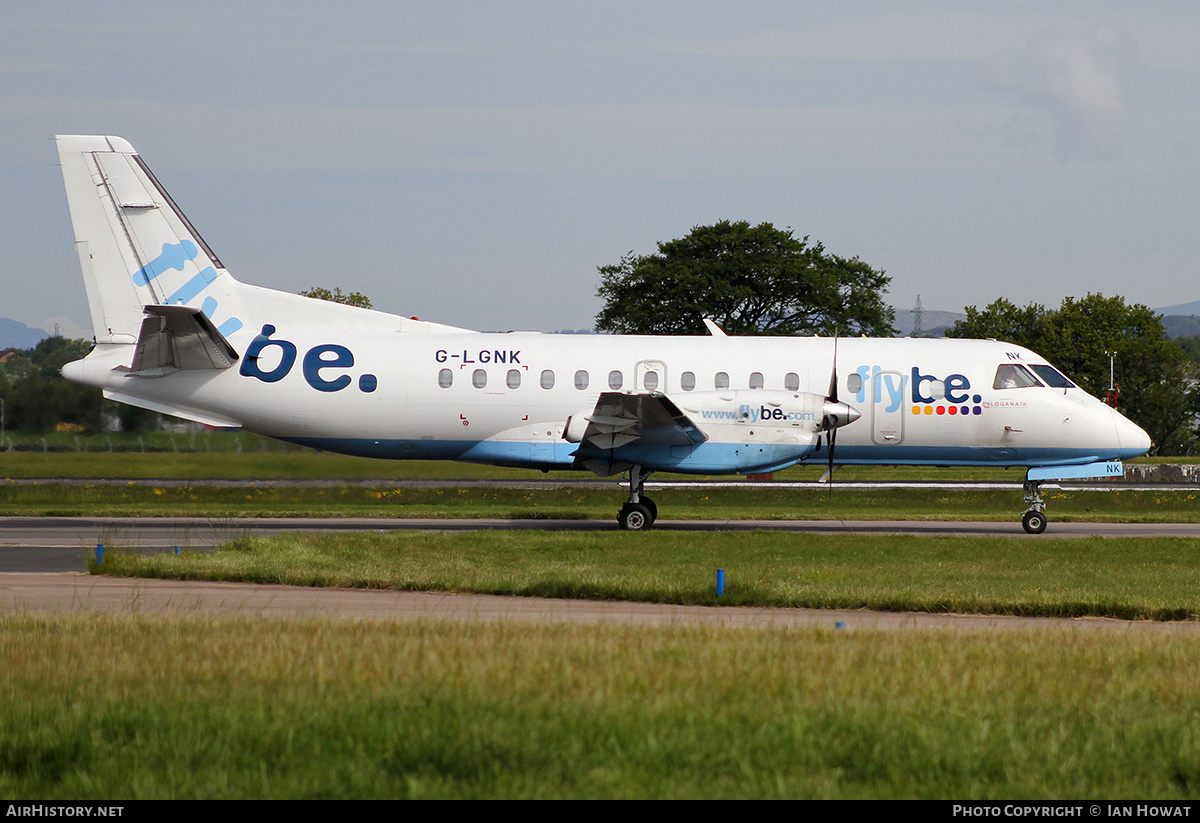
[578,392,709,450]
[128,305,239,375]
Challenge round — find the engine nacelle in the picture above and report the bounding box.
[563,408,593,444]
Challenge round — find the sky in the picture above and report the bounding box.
[3,1,1198,336]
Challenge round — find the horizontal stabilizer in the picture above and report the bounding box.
[102,389,242,429]
[128,305,239,375]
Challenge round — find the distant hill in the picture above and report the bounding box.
[1162,315,1200,338]
[1133,300,1200,339]
[0,318,47,349]
[1151,301,1200,339]
[1156,301,1200,316]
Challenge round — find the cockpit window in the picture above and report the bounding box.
[993,364,1044,390]
[1029,364,1075,389]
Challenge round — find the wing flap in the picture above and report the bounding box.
[581,392,708,451]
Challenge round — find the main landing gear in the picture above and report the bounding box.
[618,465,657,531]
[1022,478,1048,534]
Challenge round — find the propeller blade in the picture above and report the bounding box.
[827,427,837,489]
[826,337,838,404]
[827,335,838,494]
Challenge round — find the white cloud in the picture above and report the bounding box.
[989,26,1139,163]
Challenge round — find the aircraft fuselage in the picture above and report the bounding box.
[67,329,1149,475]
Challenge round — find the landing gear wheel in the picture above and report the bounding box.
[1022,510,1047,534]
[640,496,658,525]
[619,502,654,531]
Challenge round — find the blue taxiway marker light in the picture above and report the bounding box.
[96,544,103,566]
[835,621,846,630]
[175,545,181,556]
[716,568,725,596]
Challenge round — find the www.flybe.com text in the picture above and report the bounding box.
[700,405,816,423]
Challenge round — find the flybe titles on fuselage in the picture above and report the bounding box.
[853,365,986,417]
[239,325,378,393]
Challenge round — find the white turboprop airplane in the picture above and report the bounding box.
[54,135,1152,533]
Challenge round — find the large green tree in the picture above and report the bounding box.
[595,220,894,336]
[299,287,373,309]
[947,294,1200,455]
[0,336,102,432]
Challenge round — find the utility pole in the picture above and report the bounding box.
[1104,351,1119,408]
[910,295,925,337]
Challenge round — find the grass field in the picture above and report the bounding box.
[62,527,1200,799]
[91,530,1200,621]
[7,435,1200,799]
[4,614,1200,799]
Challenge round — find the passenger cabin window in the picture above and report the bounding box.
[643,371,659,391]
[540,370,555,389]
[574,370,589,390]
[608,370,623,390]
[749,372,764,389]
[472,369,487,389]
[1029,364,1075,389]
[785,372,800,391]
[993,364,1043,390]
[506,369,521,389]
[438,368,453,388]
[715,372,730,390]
[681,371,696,391]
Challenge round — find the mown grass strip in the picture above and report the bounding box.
[93,530,1200,621]
[2,481,1197,521]
[3,614,1200,799]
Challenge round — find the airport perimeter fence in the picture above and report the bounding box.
[0,430,305,454]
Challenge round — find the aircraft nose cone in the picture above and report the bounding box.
[1113,408,1152,456]
[822,400,861,430]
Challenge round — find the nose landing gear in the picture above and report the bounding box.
[1021,477,1047,534]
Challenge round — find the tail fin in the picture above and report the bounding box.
[56,135,244,344]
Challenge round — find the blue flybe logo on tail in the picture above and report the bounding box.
[133,240,199,285]
[131,241,242,336]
